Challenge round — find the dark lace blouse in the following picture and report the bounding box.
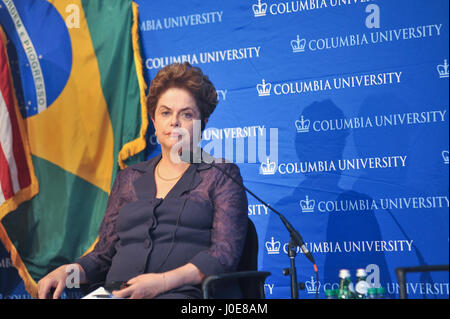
[76,154,248,296]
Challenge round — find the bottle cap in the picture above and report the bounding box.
[356,268,367,277]
[339,269,351,278]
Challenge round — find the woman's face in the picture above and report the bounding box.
[152,87,202,153]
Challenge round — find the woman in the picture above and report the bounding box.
[37,62,248,299]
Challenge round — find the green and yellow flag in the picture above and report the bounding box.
[0,0,148,297]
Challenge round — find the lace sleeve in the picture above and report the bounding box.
[190,163,248,277]
[75,169,128,284]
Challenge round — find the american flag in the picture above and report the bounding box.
[0,26,36,217]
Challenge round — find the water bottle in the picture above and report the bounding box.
[338,269,353,299]
[355,268,371,299]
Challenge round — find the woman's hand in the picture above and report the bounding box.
[112,273,166,299]
[111,263,204,299]
[37,263,85,299]
[37,263,86,299]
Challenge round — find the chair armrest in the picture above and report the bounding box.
[202,271,271,299]
[395,264,449,299]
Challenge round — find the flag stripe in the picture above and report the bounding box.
[0,31,31,191]
[0,90,28,192]
[0,179,5,204]
[0,140,14,202]
[0,90,20,198]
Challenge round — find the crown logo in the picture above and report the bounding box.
[291,35,306,53]
[252,0,268,17]
[259,158,277,175]
[266,237,281,255]
[256,79,271,96]
[295,115,310,133]
[437,59,449,78]
[442,150,449,164]
[305,275,321,294]
[300,195,315,213]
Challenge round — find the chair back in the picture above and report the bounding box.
[236,218,260,298]
[201,217,271,299]
[237,218,258,272]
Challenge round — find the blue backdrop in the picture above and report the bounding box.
[1,0,448,299]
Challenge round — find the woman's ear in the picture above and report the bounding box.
[150,114,155,126]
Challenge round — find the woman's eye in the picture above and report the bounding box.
[161,111,170,116]
[182,112,193,119]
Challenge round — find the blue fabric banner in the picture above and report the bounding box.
[1,0,448,299]
[138,0,449,299]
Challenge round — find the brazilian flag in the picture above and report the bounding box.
[0,0,148,297]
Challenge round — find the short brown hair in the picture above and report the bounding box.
[147,62,218,131]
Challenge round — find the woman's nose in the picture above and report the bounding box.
[170,114,180,127]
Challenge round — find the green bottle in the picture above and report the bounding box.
[338,269,353,299]
[355,268,371,299]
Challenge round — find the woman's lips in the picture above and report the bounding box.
[166,132,181,139]
[165,128,189,141]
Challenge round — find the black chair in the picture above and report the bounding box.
[202,218,271,299]
[395,264,449,299]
